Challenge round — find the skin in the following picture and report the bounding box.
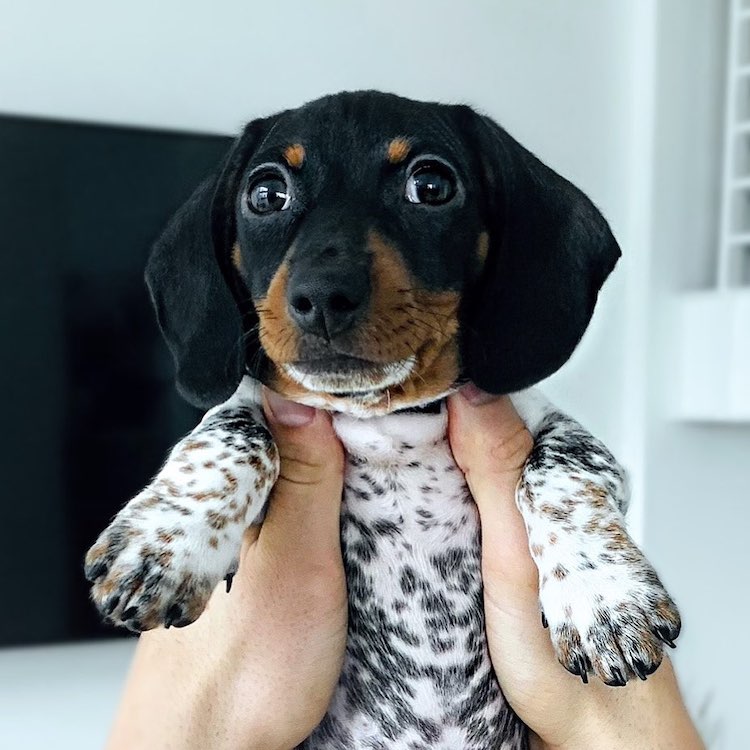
[107,387,704,750]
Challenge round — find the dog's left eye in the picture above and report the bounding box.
[246,173,291,214]
[405,162,456,205]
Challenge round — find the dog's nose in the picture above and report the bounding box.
[287,270,369,339]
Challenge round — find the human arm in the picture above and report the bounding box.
[106,391,347,750]
[447,388,704,750]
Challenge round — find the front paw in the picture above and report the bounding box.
[85,492,241,631]
[540,558,681,686]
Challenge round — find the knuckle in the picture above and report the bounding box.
[488,426,534,468]
[278,441,344,486]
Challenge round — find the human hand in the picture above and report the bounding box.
[107,389,347,750]
[447,386,703,749]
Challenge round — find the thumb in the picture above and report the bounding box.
[258,388,344,563]
[447,385,537,593]
[263,388,344,487]
[447,385,533,499]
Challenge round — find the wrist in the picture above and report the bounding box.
[533,659,703,750]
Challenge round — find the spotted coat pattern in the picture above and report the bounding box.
[86,379,680,748]
[85,379,279,630]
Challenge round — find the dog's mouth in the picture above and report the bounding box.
[282,354,416,396]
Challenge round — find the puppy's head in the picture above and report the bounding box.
[147,91,620,415]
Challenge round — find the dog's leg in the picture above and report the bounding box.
[85,377,279,631]
[510,389,680,686]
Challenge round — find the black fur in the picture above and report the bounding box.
[458,112,621,393]
[145,116,278,407]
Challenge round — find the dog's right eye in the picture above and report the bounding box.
[405,161,456,206]
[246,172,291,214]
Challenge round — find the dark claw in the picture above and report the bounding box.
[541,611,548,629]
[225,573,234,594]
[121,606,138,621]
[164,603,182,629]
[164,604,193,629]
[654,626,677,649]
[605,667,627,687]
[102,595,121,617]
[85,560,109,582]
[578,655,589,685]
[564,659,582,678]
[631,658,649,681]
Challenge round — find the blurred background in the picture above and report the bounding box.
[0,0,747,747]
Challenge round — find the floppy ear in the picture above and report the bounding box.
[460,111,621,394]
[145,118,274,408]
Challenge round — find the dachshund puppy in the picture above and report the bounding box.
[86,91,680,750]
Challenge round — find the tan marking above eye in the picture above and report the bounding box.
[387,137,411,164]
[283,143,305,169]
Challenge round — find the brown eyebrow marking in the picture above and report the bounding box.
[282,143,305,169]
[387,137,411,164]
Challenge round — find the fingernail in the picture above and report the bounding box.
[264,389,316,426]
[460,383,498,406]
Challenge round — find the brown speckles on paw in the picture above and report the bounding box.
[189,490,223,503]
[546,563,681,685]
[157,479,181,497]
[551,563,568,580]
[137,495,161,510]
[156,529,174,545]
[183,440,210,452]
[86,519,222,633]
[539,503,574,523]
[220,467,238,492]
[157,549,174,567]
[577,480,610,510]
[206,510,229,530]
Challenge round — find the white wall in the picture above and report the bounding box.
[3,0,737,747]
[0,640,135,750]
[644,2,750,748]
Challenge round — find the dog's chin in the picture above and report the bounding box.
[277,355,453,417]
[282,355,416,395]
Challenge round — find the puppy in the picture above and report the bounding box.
[86,91,680,749]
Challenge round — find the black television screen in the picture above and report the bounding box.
[0,115,232,646]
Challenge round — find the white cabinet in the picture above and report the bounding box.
[676,0,750,422]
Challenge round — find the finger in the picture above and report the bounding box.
[447,385,537,591]
[260,388,345,564]
[239,524,262,562]
[263,388,344,488]
[447,386,532,496]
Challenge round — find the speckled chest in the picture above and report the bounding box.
[302,410,527,750]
